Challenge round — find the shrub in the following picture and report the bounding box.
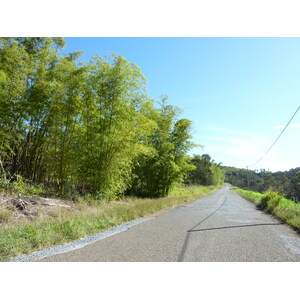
[234,186,300,231]
[10,175,45,196]
[260,191,282,212]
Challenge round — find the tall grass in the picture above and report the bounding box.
[169,185,220,197]
[233,186,300,231]
[0,185,220,261]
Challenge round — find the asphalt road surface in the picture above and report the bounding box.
[37,184,300,262]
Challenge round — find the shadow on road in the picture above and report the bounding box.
[178,194,227,262]
[187,222,284,233]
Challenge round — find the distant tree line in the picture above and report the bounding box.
[0,37,224,200]
[223,166,300,202]
[185,154,225,186]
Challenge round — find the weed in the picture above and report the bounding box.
[0,185,219,261]
[0,208,12,223]
[8,175,46,196]
[260,191,282,212]
[234,186,300,232]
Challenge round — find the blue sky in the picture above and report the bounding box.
[63,37,300,172]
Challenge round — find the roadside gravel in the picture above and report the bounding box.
[11,217,152,262]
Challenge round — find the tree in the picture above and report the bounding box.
[0,38,32,180]
[76,54,155,199]
[222,166,300,203]
[0,38,199,202]
[185,154,224,186]
[0,38,68,186]
[130,96,195,197]
[297,171,300,185]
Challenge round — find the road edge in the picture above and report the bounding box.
[11,217,153,262]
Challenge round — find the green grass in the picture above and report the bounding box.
[232,186,300,231]
[0,184,221,261]
[171,185,220,196]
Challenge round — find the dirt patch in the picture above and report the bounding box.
[0,193,72,223]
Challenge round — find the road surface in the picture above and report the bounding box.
[37,184,300,262]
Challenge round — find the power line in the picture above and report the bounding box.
[247,105,300,169]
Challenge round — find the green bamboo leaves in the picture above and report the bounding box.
[130,97,196,197]
[0,38,200,200]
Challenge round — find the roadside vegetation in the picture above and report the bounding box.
[0,185,220,261]
[0,37,225,261]
[233,186,300,231]
[224,166,300,202]
[0,37,224,200]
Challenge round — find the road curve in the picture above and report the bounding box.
[37,184,300,262]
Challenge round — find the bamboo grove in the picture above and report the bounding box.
[0,38,224,200]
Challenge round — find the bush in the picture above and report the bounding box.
[10,175,45,196]
[260,191,282,212]
[234,186,300,231]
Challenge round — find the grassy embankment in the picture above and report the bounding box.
[0,185,221,261]
[233,186,300,231]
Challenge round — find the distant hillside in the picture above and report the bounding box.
[222,166,300,202]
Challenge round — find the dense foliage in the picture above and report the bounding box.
[185,154,225,186]
[0,37,223,200]
[128,97,197,197]
[223,166,300,202]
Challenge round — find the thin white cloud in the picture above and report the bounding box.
[194,126,279,169]
[272,123,300,129]
[202,126,256,137]
[193,125,299,172]
[291,123,300,128]
[207,136,268,158]
[272,124,284,129]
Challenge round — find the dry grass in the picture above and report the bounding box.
[0,208,13,223]
[0,185,220,261]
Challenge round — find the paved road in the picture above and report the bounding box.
[38,184,300,262]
